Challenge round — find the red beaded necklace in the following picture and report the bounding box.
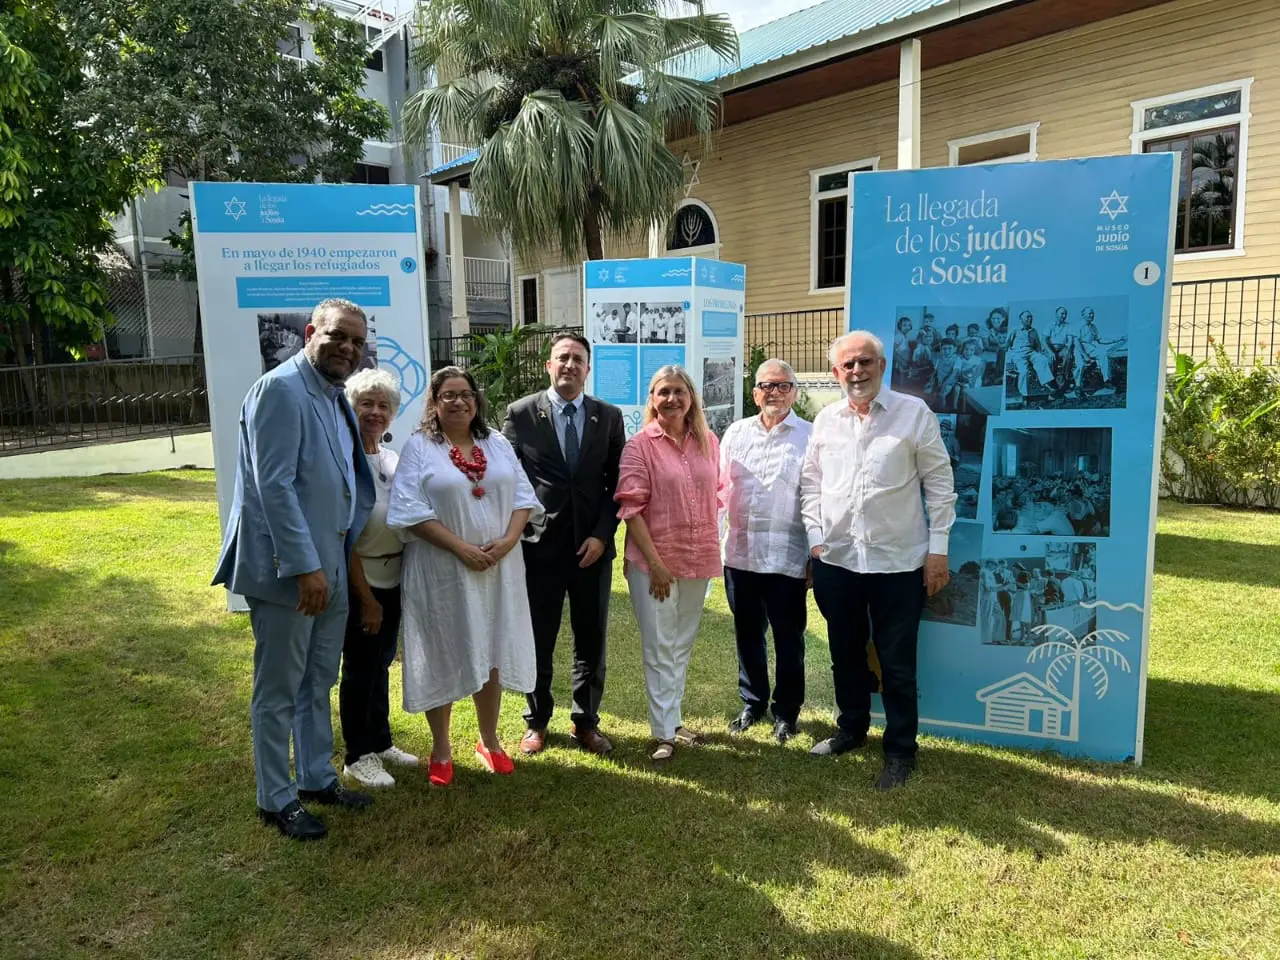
[449,442,488,498]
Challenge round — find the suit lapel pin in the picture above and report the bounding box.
[538,410,548,421]
[591,415,599,423]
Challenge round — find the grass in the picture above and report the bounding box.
[1,472,1278,960]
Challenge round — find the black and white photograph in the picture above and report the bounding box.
[588,301,640,344]
[938,413,987,520]
[979,542,1097,646]
[705,404,734,438]
[890,305,1006,414]
[923,520,983,627]
[1003,296,1129,411]
[257,312,377,374]
[990,428,1112,537]
[702,357,737,407]
[638,301,688,344]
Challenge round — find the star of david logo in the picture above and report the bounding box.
[224,196,248,221]
[681,153,701,199]
[1099,190,1129,221]
[597,268,610,282]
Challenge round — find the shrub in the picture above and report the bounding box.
[1163,344,1280,509]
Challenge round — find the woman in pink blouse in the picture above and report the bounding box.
[615,365,722,762]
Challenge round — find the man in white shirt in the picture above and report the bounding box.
[801,330,957,789]
[720,359,813,743]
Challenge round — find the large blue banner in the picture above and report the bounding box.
[849,155,1177,763]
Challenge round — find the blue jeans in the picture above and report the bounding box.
[810,559,925,761]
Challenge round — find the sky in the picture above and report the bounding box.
[702,0,816,33]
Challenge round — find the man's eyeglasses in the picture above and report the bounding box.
[438,391,476,404]
[755,381,796,394]
[838,357,879,372]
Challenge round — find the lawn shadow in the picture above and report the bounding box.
[288,753,916,960]
[607,601,1280,862]
[1143,676,1280,801]
[0,470,215,518]
[1154,531,1280,588]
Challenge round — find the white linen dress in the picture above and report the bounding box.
[386,431,543,713]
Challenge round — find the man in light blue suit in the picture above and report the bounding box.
[213,298,378,840]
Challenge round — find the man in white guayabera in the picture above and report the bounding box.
[801,330,956,790]
[719,359,813,743]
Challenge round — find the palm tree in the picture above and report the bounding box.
[404,0,738,262]
[1027,625,1132,739]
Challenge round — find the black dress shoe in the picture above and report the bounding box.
[728,707,765,735]
[297,783,374,809]
[773,719,798,743]
[258,800,327,840]
[875,758,915,790]
[809,731,868,757]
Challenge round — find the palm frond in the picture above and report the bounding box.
[1027,639,1075,662]
[1081,629,1131,647]
[1082,657,1110,699]
[402,78,483,150]
[1082,644,1132,673]
[1029,624,1079,646]
[1045,655,1073,692]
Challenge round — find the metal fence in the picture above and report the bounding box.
[0,355,208,454]
[102,255,202,359]
[744,308,845,375]
[744,275,1280,376]
[1169,274,1278,366]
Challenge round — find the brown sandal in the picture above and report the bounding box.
[651,739,675,762]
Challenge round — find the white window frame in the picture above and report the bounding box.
[948,122,1040,166]
[809,156,879,295]
[666,198,721,259]
[516,274,540,328]
[279,23,305,62]
[1130,78,1252,262]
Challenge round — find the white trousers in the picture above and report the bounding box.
[627,568,710,740]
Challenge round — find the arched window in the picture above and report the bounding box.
[667,199,719,252]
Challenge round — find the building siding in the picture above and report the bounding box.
[513,0,1278,362]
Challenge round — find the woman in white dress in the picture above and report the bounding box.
[387,366,543,787]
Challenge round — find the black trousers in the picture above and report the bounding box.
[338,584,402,766]
[810,560,925,761]
[522,545,611,730]
[723,566,808,725]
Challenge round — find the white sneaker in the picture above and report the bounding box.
[344,753,395,787]
[378,745,420,767]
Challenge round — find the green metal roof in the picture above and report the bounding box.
[674,0,954,83]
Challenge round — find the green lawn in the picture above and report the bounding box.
[1,471,1278,960]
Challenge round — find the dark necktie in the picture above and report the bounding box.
[563,403,580,472]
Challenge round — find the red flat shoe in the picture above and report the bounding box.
[427,755,453,787]
[475,741,515,775]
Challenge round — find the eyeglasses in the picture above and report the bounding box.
[438,391,476,404]
[838,357,879,371]
[755,381,796,394]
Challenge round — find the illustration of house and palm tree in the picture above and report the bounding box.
[976,623,1132,740]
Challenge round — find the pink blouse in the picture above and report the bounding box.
[615,421,723,580]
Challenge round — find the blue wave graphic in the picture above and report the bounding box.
[356,203,414,217]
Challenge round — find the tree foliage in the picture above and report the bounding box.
[0,0,142,362]
[68,0,391,187]
[1,0,392,362]
[404,0,737,262]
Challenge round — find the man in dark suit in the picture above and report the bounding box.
[213,298,377,840]
[502,333,625,755]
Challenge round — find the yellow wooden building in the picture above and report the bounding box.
[433,0,1279,371]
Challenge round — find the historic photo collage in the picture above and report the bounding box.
[890,298,1129,647]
